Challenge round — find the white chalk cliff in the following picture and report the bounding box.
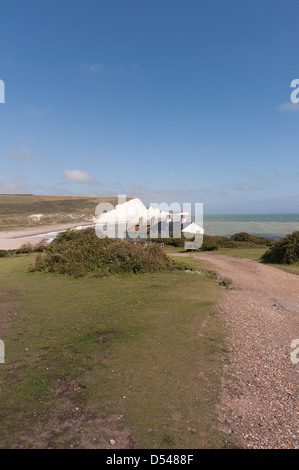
[94,198,171,225]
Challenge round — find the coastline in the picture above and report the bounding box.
[0,222,93,250]
[2,217,299,250]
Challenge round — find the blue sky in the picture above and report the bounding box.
[1,0,299,213]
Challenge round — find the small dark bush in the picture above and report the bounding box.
[0,250,10,258]
[138,232,273,252]
[146,237,186,247]
[199,235,239,251]
[200,233,273,251]
[231,232,252,242]
[34,244,47,253]
[15,243,33,254]
[31,228,171,276]
[201,237,219,251]
[231,232,273,246]
[261,231,299,264]
[219,278,233,288]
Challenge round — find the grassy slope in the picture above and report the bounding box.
[165,245,268,261]
[0,194,120,231]
[215,247,267,261]
[0,254,236,449]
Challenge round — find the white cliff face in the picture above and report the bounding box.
[94,198,170,225]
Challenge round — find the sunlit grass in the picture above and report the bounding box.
[0,254,236,449]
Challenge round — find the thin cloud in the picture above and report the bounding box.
[76,62,139,75]
[243,169,269,183]
[64,169,97,184]
[128,185,192,199]
[0,181,23,194]
[26,107,52,117]
[6,146,35,162]
[125,184,228,200]
[76,63,106,74]
[0,171,34,194]
[18,134,35,143]
[232,184,263,191]
[278,102,299,112]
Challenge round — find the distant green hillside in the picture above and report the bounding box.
[0,194,121,231]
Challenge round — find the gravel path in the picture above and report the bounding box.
[191,253,299,449]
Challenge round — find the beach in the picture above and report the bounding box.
[0,222,93,250]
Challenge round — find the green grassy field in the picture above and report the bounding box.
[165,245,268,260]
[215,247,267,261]
[0,253,237,449]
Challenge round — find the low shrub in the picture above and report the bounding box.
[133,232,272,252]
[31,228,171,277]
[146,237,186,247]
[15,243,33,254]
[261,231,299,264]
[0,250,10,258]
[200,233,273,251]
[219,278,233,288]
[34,244,47,253]
[231,232,273,246]
[200,237,219,251]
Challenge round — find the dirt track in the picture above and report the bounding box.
[188,253,299,448]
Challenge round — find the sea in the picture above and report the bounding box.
[200,214,299,239]
[29,214,299,245]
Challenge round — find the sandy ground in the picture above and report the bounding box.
[188,253,299,449]
[0,223,92,250]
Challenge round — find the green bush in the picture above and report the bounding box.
[146,237,186,247]
[135,232,272,252]
[219,278,233,288]
[200,233,273,251]
[200,235,238,251]
[261,231,299,264]
[200,237,219,251]
[34,244,46,253]
[15,243,33,254]
[231,232,273,246]
[31,228,171,277]
[0,250,10,258]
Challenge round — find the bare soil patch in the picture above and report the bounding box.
[15,377,136,449]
